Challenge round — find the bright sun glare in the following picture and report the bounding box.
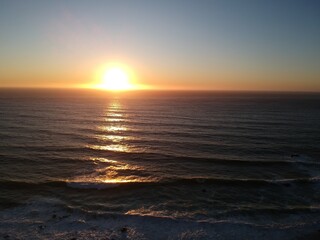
[101,68,132,91]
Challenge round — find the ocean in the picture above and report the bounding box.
[0,89,319,239]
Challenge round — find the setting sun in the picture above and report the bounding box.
[100,68,133,91]
[85,63,148,91]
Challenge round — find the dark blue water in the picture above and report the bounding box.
[0,90,319,239]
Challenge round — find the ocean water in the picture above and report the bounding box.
[0,89,319,239]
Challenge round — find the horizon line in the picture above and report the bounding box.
[0,87,320,94]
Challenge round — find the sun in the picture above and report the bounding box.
[101,67,133,91]
[84,63,148,91]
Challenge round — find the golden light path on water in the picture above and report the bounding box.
[92,100,131,153]
[75,100,154,184]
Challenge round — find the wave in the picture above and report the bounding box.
[166,176,320,186]
[83,148,320,167]
[66,181,120,189]
[1,175,319,193]
[0,197,319,240]
[64,176,320,191]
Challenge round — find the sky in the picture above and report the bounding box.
[0,0,319,91]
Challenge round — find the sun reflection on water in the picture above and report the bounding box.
[97,134,131,142]
[89,157,117,164]
[108,101,122,110]
[104,118,124,122]
[98,125,127,132]
[80,100,148,184]
[88,144,130,152]
[70,157,154,184]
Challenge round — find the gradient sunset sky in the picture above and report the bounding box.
[0,0,319,91]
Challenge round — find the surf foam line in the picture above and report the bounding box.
[0,198,319,240]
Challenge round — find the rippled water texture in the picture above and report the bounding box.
[0,90,319,236]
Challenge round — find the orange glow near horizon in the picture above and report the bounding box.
[81,63,151,91]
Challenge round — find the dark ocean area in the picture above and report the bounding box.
[0,89,319,239]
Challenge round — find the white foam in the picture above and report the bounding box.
[0,198,319,240]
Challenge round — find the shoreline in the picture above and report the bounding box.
[0,198,319,240]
